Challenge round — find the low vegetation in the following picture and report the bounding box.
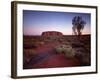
[55,44,75,58]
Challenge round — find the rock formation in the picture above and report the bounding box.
[41,31,63,36]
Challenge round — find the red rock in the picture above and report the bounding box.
[41,31,63,36]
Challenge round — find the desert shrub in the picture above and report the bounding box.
[23,49,36,63]
[24,49,36,55]
[63,45,75,58]
[55,45,75,58]
[71,42,84,48]
[55,45,64,53]
[39,41,45,45]
[73,47,90,65]
[80,52,90,65]
[62,42,70,45]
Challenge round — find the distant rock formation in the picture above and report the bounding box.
[41,31,63,36]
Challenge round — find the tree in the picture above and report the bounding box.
[72,16,86,36]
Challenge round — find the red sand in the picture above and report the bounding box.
[28,41,80,68]
[32,53,80,68]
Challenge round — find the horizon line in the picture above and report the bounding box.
[23,34,91,36]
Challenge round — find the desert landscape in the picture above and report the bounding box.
[23,31,91,69]
[23,10,91,69]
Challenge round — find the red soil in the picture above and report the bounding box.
[26,41,80,68]
[32,53,80,68]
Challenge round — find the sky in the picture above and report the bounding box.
[23,10,91,35]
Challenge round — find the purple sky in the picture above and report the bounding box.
[23,10,91,35]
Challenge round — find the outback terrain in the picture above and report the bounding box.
[23,34,91,69]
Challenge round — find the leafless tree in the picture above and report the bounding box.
[72,16,86,36]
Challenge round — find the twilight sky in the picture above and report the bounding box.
[23,10,91,35]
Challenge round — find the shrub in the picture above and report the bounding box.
[64,48,75,58]
[55,45,64,53]
[24,49,36,56]
[55,45,75,58]
[39,41,45,46]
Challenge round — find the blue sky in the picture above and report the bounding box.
[23,10,91,35]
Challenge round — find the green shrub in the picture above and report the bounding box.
[55,46,64,53]
[55,45,75,58]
